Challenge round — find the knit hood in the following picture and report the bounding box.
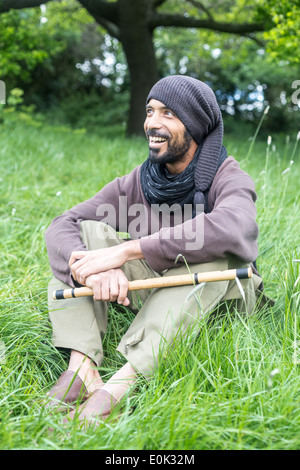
[146,75,225,193]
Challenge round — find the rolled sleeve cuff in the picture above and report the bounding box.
[139,235,174,273]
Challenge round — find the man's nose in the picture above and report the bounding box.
[147,111,162,129]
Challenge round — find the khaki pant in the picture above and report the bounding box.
[48,221,262,378]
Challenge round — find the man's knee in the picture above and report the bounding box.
[80,220,122,250]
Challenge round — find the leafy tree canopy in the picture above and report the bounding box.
[262,0,300,64]
[0,1,94,85]
[0,0,299,133]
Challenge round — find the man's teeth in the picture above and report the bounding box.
[149,136,167,143]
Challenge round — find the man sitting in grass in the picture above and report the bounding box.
[45,75,263,426]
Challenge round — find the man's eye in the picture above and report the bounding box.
[164,110,174,116]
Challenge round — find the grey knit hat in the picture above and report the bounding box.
[146,75,224,193]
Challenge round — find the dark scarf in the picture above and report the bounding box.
[140,145,227,214]
[140,146,200,207]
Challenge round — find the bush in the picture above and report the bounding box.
[45,89,130,131]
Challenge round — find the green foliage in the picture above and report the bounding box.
[6,87,24,107]
[0,2,130,128]
[155,23,300,132]
[0,0,299,133]
[158,0,268,23]
[56,91,129,130]
[0,86,44,128]
[0,9,49,83]
[155,0,300,132]
[0,1,94,87]
[263,0,300,64]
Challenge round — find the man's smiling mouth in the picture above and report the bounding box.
[149,136,167,144]
[146,131,170,147]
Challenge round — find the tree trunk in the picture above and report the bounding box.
[118,0,159,136]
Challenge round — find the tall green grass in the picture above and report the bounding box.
[0,116,299,450]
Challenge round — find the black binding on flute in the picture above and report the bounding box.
[54,289,65,300]
[236,268,250,279]
[54,288,76,300]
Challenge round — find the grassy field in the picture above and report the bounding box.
[0,114,299,450]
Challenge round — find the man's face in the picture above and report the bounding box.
[144,99,194,166]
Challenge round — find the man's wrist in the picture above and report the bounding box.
[121,239,144,262]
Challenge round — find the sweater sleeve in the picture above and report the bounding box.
[45,167,141,286]
[139,157,259,273]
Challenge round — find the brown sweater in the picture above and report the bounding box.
[45,156,259,287]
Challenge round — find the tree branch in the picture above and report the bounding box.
[149,12,270,34]
[78,0,117,23]
[95,16,120,39]
[186,0,214,21]
[0,0,52,12]
[152,0,168,9]
[78,0,120,38]
[0,0,121,38]
[242,33,266,48]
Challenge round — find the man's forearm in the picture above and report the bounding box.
[121,239,144,262]
[69,239,145,286]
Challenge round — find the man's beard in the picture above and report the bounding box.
[148,130,192,165]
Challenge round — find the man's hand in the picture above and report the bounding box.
[85,269,130,305]
[69,244,127,285]
[69,239,143,286]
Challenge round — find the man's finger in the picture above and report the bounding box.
[75,264,96,285]
[117,277,129,305]
[68,251,87,268]
[109,274,119,302]
[92,281,102,301]
[101,278,110,302]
